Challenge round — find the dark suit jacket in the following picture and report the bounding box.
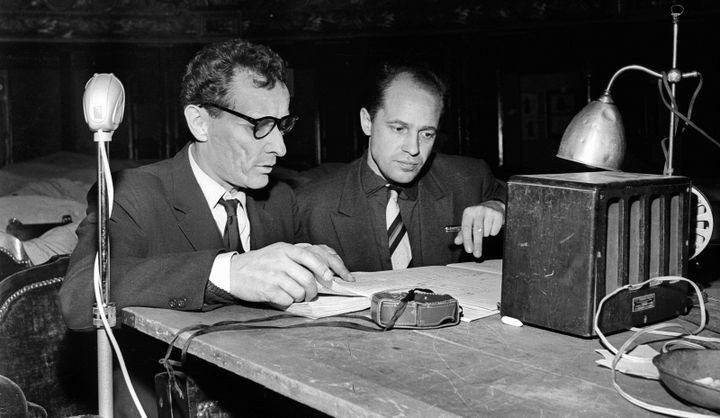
[59,144,297,331]
[296,152,506,272]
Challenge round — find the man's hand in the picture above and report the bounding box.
[227,242,354,308]
[295,243,355,284]
[453,200,505,258]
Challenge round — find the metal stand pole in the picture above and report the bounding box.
[665,6,682,176]
[83,72,124,418]
[94,139,115,418]
[97,329,114,417]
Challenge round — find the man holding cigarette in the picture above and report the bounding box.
[296,63,506,272]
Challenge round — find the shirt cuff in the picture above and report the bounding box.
[209,251,235,293]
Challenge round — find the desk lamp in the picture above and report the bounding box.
[556,4,716,258]
[501,5,716,336]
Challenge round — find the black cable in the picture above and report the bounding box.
[680,73,703,137]
[657,73,720,151]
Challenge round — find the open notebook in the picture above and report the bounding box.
[285,259,502,322]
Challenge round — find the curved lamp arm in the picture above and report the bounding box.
[604,65,663,94]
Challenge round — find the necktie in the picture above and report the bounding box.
[218,198,244,253]
[386,186,412,269]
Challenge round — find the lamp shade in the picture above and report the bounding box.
[556,93,626,170]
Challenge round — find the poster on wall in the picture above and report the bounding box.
[520,91,545,141]
[519,73,579,142]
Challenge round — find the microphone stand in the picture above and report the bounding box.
[83,73,124,418]
[94,134,115,418]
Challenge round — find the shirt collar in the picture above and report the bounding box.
[189,143,247,209]
[360,151,418,200]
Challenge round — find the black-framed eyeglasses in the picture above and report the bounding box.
[200,103,299,140]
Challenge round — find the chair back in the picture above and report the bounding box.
[0,255,96,417]
[0,232,31,280]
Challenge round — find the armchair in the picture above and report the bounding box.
[0,255,96,417]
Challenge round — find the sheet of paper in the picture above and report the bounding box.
[446,259,503,275]
[285,296,370,319]
[337,264,501,312]
[460,306,499,322]
[287,260,502,322]
[595,345,660,380]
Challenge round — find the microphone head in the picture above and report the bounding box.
[83,73,125,133]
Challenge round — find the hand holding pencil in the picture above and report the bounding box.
[446,200,506,258]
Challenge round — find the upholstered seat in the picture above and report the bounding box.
[0,255,97,417]
[0,374,47,417]
[0,232,31,280]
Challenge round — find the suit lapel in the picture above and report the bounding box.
[417,167,454,265]
[246,195,276,249]
[168,144,224,251]
[332,160,387,271]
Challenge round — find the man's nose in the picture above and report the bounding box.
[265,127,287,157]
[401,133,420,156]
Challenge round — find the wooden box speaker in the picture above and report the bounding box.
[501,172,693,337]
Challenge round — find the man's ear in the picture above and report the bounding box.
[359,108,373,136]
[184,105,209,142]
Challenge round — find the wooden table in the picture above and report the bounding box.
[121,302,720,418]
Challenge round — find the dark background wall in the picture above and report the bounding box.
[1,0,719,181]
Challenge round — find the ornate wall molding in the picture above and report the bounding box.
[2,0,714,43]
[0,0,242,42]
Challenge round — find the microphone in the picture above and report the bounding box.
[82,73,125,142]
[83,73,126,417]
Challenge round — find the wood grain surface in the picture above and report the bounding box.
[122,304,719,417]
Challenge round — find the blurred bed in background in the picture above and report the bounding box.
[0,151,142,266]
[0,150,344,268]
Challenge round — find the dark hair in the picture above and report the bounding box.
[364,63,447,119]
[180,38,287,117]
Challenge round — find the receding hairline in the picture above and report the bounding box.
[377,72,444,114]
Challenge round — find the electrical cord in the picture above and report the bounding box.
[658,72,720,151]
[594,276,720,416]
[609,322,716,418]
[658,72,709,174]
[678,73,703,138]
[93,143,148,418]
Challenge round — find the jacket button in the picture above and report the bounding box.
[168,298,178,309]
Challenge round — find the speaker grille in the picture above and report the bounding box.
[604,191,685,295]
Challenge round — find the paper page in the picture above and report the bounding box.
[595,345,660,380]
[285,296,370,319]
[287,259,502,321]
[460,306,499,322]
[337,264,501,312]
[317,280,363,296]
[446,259,503,275]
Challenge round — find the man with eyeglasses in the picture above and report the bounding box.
[61,38,354,330]
[60,37,355,417]
[296,63,507,272]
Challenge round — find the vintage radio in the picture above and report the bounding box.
[501,172,693,337]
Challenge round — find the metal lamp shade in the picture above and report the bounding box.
[556,93,626,171]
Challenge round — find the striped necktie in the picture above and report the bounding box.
[386,185,412,269]
[218,198,245,253]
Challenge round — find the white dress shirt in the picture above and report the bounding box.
[188,143,250,293]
